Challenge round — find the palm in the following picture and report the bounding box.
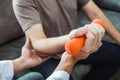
[21,37,49,68]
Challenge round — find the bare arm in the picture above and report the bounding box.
[81,0,120,45]
[54,52,77,74]
[25,24,89,57]
[25,24,70,56]
[54,24,105,74]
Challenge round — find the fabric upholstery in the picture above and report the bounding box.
[93,0,120,12]
[0,0,23,45]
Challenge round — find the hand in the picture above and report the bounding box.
[20,36,50,68]
[13,37,49,72]
[69,24,105,60]
[55,51,77,74]
[61,51,78,64]
[69,26,88,39]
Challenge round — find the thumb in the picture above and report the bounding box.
[23,36,31,48]
[69,26,88,39]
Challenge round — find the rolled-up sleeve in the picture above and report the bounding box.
[46,71,69,80]
[0,60,14,80]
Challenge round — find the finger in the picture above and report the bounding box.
[69,26,88,39]
[24,36,31,48]
[99,42,102,48]
[88,24,100,50]
[88,24,105,52]
[41,56,50,62]
[91,23,105,41]
[82,31,95,53]
[69,29,77,39]
[90,24,105,49]
[95,24,105,41]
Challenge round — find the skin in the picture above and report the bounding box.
[24,0,119,58]
[82,0,120,45]
[11,0,120,78]
[24,24,105,76]
[25,24,70,56]
[12,37,49,73]
[54,52,78,74]
[25,21,104,58]
[12,37,89,76]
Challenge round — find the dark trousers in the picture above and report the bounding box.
[31,41,120,80]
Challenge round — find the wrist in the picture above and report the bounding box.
[55,59,75,74]
[61,34,71,43]
[55,53,77,74]
[12,57,27,73]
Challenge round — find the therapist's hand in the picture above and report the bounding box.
[13,37,49,73]
[55,51,77,74]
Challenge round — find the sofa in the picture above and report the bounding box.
[0,0,120,80]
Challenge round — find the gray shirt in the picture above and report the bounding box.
[13,0,90,58]
[13,0,90,38]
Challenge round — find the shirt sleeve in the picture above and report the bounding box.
[12,0,42,32]
[46,71,70,80]
[0,60,14,80]
[77,0,90,8]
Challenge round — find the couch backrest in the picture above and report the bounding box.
[0,0,24,45]
[93,0,120,12]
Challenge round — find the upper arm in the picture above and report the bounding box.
[13,0,42,31]
[13,0,46,45]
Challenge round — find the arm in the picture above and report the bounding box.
[46,52,77,80]
[13,37,49,73]
[47,23,105,80]
[0,24,104,80]
[0,37,48,80]
[25,24,70,56]
[25,24,88,57]
[54,52,77,74]
[81,0,120,45]
[12,0,69,56]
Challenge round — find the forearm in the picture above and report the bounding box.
[25,24,70,56]
[12,57,27,73]
[54,52,77,74]
[82,0,120,44]
[87,7,120,43]
[32,35,70,56]
[91,15,120,44]
[46,61,73,80]
[55,60,75,74]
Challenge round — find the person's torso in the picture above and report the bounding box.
[34,0,77,37]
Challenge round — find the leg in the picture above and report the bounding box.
[31,58,74,80]
[79,41,120,80]
[31,58,59,79]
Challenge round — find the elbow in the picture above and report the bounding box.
[31,40,41,52]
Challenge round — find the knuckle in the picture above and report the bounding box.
[89,35,95,40]
[94,46,100,51]
[85,49,91,53]
[94,31,99,36]
[100,29,105,34]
